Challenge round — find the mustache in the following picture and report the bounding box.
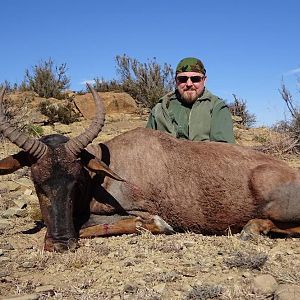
[183,88,196,91]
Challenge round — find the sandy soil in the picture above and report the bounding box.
[0,117,300,300]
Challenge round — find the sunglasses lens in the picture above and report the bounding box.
[190,76,202,83]
[177,76,204,83]
[177,76,188,83]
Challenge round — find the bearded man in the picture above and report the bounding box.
[146,57,235,143]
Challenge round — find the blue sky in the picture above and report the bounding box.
[0,0,299,126]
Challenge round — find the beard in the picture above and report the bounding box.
[180,89,202,104]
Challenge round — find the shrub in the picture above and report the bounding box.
[228,94,256,127]
[114,54,174,108]
[267,80,300,154]
[278,80,300,136]
[0,80,18,93]
[224,251,268,269]
[184,284,224,300]
[26,124,44,137]
[39,99,80,125]
[23,58,70,99]
[93,77,123,92]
[0,92,34,140]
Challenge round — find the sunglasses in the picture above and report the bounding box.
[176,75,205,84]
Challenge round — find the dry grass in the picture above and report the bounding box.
[254,131,300,156]
[1,113,300,299]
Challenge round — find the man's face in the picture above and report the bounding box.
[176,71,206,104]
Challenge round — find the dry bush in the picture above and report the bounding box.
[276,79,300,153]
[0,81,18,93]
[39,99,80,125]
[254,129,300,156]
[184,283,224,300]
[228,94,256,128]
[22,58,70,99]
[0,92,33,141]
[224,251,268,270]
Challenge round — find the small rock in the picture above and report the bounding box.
[242,271,252,278]
[124,259,135,267]
[2,293,40,300]
[15,177,33,188]
[153,283,166,294]
[0,249,4,256]
[274,284,300,300]
[0,257,10,266]
[13,198,27,209]
[0,181,20,192]
[24,189,33,195]
[1,242,15,250]
[252,274,278,294]
[1,242,14,250]
[292,247,300,254]
[35,285,55,295]
[26,194,39,203]
[201,267,210,273]
[0,219,11,230]
[0,269,10,277]
[123,283,138,294]
[180,268,197,277]
[1,207,27,218]
[21,261,36,268]
[183,241,195,248]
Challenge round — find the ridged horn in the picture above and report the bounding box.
[65,83,105,156]
[0,87,47,159]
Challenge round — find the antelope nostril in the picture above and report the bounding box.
[53,239,78,252]
[44,238,78,252]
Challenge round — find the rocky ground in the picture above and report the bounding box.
[0,96,300,299]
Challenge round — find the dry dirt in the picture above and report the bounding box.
[0,113,300,300]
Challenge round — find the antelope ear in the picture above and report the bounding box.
[0,151,31,175]
[86,158,124,181]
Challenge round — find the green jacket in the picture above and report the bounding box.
[146,88,235,143]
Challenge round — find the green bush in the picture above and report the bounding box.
[39,100,80,125]
[26,124,44,137]
[23,58,70,99]
[93,54,174,108]
[93,77,123,92]
[116,54,175,108]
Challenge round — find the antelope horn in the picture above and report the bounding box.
[0,88,47,159]
[65,83,105,155]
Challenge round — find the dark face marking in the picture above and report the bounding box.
[31,135,91,249]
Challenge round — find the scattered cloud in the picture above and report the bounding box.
[80,79,95,86]
[284,67,300,76]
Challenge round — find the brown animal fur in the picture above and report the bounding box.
[88,128,300,235]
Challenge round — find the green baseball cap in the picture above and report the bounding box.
[176,57,206,75]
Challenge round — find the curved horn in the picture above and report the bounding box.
[65,83,105,156]
[0,88,47,159]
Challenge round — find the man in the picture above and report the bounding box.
[146,57,235,143]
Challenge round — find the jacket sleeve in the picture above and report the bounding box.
[210,102,235,143]
[146,107,157,129]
